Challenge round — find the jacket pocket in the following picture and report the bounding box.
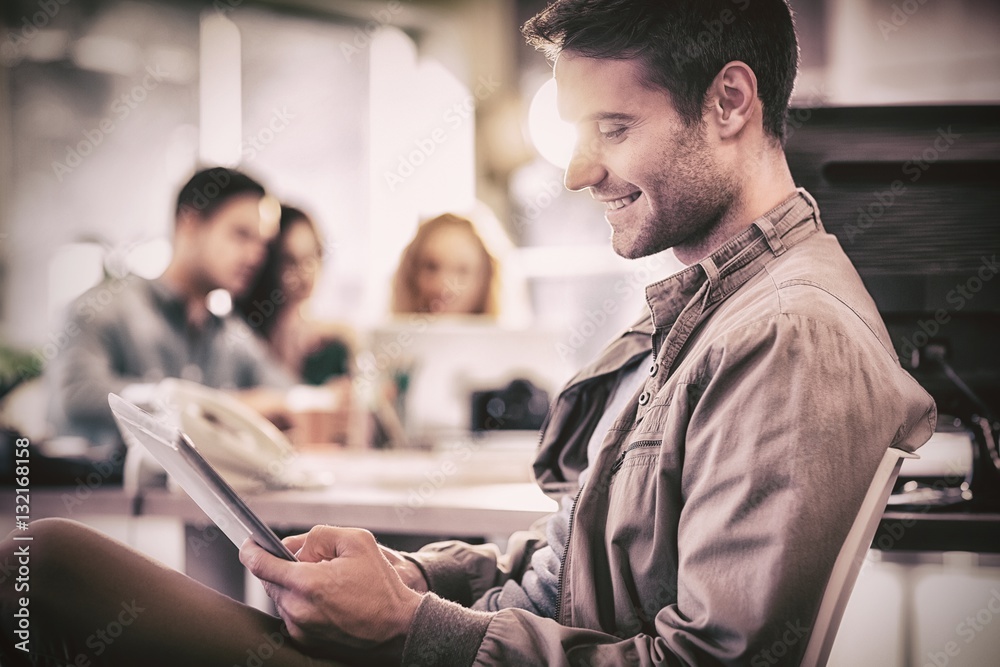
[609,439,660,476]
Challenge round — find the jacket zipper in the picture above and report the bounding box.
[554,439,661,623]
[549,340,657,626]
[609,440,661,475]
[554,484,583,625]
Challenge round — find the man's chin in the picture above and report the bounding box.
[611,236,662,261]
[221,283,249,300]
[230,275,259,296]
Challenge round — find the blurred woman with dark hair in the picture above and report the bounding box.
[391,213,500,316]
[237,205,353,385]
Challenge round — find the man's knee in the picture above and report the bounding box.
[12,517,87,539]
[2,518,95,587]
[5,517,91,550]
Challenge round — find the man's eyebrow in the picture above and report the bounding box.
[584,112,637,123]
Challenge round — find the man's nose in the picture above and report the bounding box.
[563,138,606,192]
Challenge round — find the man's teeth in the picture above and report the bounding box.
[607,193,640,210]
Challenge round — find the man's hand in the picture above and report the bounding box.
[379,546,429,593]
[239,526,424,664]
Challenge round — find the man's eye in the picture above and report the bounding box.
[598,125,626,140]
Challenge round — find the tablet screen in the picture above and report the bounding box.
[109,393,297,562]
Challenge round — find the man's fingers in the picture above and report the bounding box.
[282,533,309,553]
[297,526,339,563]
[240,537,295,586]
[259,578,285,607]
[297,525,376,563]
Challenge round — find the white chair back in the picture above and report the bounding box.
[799,447,918,667]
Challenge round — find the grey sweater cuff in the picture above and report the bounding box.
[401,594,495,667]
[405,551,475,606]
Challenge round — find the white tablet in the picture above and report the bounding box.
[109,393,298,561]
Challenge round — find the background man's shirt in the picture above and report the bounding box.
[46,276,292,448]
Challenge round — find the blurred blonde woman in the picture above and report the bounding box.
[391,213,500,316]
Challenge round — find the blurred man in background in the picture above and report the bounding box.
[46,167,293,460]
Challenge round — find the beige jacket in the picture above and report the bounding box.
[402,190,937,666]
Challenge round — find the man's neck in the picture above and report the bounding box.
[160,262,212,328]
[673,151,798,266]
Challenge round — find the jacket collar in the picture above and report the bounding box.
[562,189,822,390]
[644,188,822,336]
[648,190,822,377]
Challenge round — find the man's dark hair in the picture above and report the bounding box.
[175,167,266,221]
[523,0,799,143]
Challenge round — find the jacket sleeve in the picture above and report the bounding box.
[400,314,936,666]
[46,297,139,430]
[405,494,572,618]
[470,494,572,617]
[404,528,550,608]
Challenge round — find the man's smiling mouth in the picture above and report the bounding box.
[604,192,641,211]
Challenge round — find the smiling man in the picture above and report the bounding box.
[558,60,740,263]
[349,2,934,663]
[2,1,936,666]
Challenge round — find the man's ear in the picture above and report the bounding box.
[707,61,758,140]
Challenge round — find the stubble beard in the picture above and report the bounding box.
[626,127,739,261]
